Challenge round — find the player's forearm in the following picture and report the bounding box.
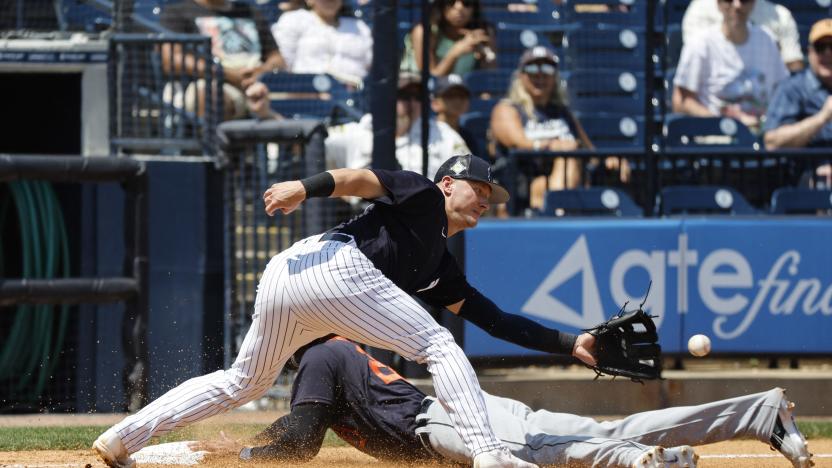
[457,291,577,355]
[241,403,330,461]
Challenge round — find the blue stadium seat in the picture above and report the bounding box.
[566,70,645,116]
[774,0,831,29]
[561,0,661,29]
[579,115,645,148]
[663,115,759,149]
[460,112,492,158]
[658,185,758,215]
[463,68,514,99]
[468,98,500,115]
[665,24,683,68]
[563,27,646,71]
[495,26,560,69]
[542,187,642,216]
[260,72,352,98]
[482,2,564,28]
[770,187,832,215]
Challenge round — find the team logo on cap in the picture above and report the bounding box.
[450,159,467,175]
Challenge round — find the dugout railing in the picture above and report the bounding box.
[0,154,149,411]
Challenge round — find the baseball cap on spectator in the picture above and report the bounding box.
[518,46,559,68]
[809,18,832,44]
[434,154,510,203]
[432,74,471,98]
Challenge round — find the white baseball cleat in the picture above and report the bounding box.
[473,448,539,468]
[633,445,698,468]
[92,428,135,468]
[770,398,814,468]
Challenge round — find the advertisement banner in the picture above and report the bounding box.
[464,219,832,356]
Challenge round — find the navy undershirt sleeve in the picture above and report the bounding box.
[458,289,578,355]
[245,403,332,461]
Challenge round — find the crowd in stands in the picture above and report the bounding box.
[149,0,832,211]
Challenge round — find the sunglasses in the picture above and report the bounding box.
[448,0,476,7]
[717,0,754,4]
[522,62,557,76]
[813,42,832,54]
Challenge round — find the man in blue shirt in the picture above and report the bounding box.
[764,19,832,149]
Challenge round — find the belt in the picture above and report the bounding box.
[319,232,353,243]
[415,398,442,460]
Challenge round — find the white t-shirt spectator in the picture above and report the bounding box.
[674,23,789,117]
[271,9,373,85]
[325,115,470,179]
[681,0,803,66]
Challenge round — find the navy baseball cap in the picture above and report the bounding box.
[432,74,470,98]
[434,154,510,204]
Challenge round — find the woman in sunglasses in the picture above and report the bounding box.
[401,0,497,76]
[491,46,594,210]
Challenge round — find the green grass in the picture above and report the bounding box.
[0,421,829,452]
[0,425,349,451]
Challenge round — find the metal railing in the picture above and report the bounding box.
[109,33,223,158]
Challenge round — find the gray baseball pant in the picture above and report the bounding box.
[421,387,784,467]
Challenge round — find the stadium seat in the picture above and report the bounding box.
[657,185,758,215]
[566,70,645,116]
[561,0,661,29]
[563,27,646,71]
[260,72,352,99]
[665,24,683,69]
[542,187,642,216]
[770,187,832,215]
[269,99,361,121]
[460,112,492,158]
[664,0,689,27]
[578,115,644,148]
[468,98,500,115]
[663,115,759,149]
[495,26,560,69]
[481,0,563,27]
[463,68,514,99]
[774,0,831,30]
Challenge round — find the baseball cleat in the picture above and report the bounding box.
[770,397,814,468]
[92,428,135,468]
[633,445,698,468]
[473,448,539,468]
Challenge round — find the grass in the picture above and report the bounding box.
[0,425,349,451]
[0,421,830,452]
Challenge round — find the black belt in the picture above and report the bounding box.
[415,398,442,459]
[320,232,353,243]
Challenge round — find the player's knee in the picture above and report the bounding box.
[419,328,462,361]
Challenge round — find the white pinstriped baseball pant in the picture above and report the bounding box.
[112,233,504,457]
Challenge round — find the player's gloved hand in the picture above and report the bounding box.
[263,180,306,216]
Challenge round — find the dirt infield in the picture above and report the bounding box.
[1,440,831,467]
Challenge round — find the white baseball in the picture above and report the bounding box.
[688,334,711,357]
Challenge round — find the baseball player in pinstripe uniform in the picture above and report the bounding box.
[93,154,598,468]
[183,336,811,468]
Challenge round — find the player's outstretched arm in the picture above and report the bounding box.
[450,291,597,366]
[263,169,386,216]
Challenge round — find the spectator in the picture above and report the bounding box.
[324,72,470,178]
[673,0,789,131]
[765,19,832,148]
[160,0,285,120]
[401,0,497,76]
[432,74,480,155]
[682,0,804,72]
[490,46,593,210]
[271,0,373,86]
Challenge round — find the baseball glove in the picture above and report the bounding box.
[583,282,662,382]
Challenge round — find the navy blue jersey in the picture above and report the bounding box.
[332,169,475,306]
[291,338,431,461]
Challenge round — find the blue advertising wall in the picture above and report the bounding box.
[464,219,832,357]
